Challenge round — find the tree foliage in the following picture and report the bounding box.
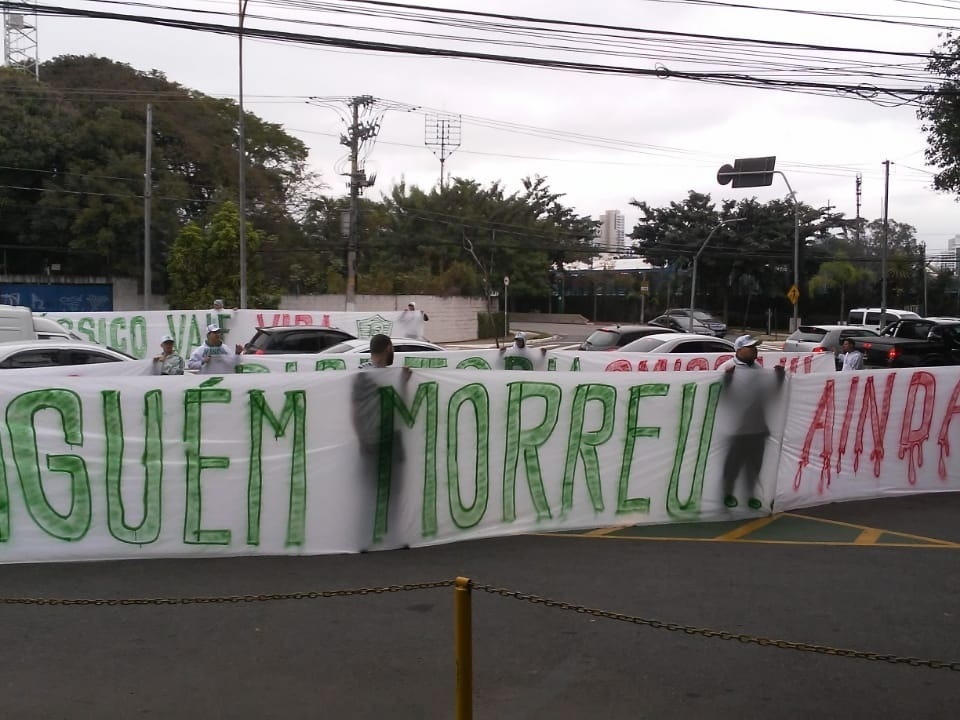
[628,191,846,318]
[0,56,311,292]
[919,33,960,197]
[167,201,278,309]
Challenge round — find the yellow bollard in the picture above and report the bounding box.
[454,576,473,720]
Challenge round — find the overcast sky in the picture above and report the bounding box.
[21,0,960,254]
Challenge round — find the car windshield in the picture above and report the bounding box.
[583,329,619,349]
[624,337,667,352]
[249,331,272,350]
[324,342,358,353]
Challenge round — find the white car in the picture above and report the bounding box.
[619,333,735,353]
[0,341,134,369]
[322,338,444,354]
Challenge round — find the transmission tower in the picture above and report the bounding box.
[424,113,461,189]
[3,1,39,81]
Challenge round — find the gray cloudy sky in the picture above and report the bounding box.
[26,0,960,252]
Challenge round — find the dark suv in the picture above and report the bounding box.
[579,324,677,351]
[244,326,356,354]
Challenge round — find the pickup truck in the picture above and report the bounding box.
[851,322,960,368]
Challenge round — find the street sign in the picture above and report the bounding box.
[640,282,650,295]
[503,276,510,287]
[787,284,800,305]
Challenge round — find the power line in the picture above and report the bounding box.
[6,2,956,102]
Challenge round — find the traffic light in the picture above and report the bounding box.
[717,156,776,188]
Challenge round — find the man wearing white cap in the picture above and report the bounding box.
[718,334,786,510]
[187,324,243,373]
[153,335,184,375]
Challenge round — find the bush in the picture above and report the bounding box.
[477,311,505,338]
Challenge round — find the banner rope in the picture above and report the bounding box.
[469,582,960,672]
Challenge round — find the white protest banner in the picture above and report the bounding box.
[775,366,960,511]
[40,309,422,360]
[237,348,552,373]
[548,351,834,374]
[0,366,788,562]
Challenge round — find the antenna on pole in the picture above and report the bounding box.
[3,1,39,81]
[424,113,461,190]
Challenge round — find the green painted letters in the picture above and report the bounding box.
[183,385,232,544]
[7,389,91,541]
[502,382,561,522]
[561,384,616,513]
[446,384,490,529]
[103,390,162,543]
[617,384,669,514]
[248,390,307,547]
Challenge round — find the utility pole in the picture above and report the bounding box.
[237,0,250,309]
[854,174,862,249]
[425,114,462,190]
[3,2,39,81]
[143,104,153,311]
[881,160,892,325]
[341,95,378,311]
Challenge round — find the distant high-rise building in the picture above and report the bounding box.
[595,210,625,253]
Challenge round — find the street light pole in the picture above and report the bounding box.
[689,218,746,331]
[717,159,802,332]
[237,0,250,309]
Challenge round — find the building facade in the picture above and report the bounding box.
[595,210,625,253]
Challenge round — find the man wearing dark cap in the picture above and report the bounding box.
[718,334,785,510]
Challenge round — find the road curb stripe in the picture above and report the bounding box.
[854,527,883,545]
[715,515,781,540]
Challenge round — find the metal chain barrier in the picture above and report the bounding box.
[0,580,455,607]
[472,583,960,672]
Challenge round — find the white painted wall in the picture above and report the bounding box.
[279,294,488,342]
[2,276,488,341]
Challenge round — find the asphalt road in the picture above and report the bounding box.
[0,493,958,719]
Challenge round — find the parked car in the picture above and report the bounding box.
[0,341,134,369]
[664,308,727,337]
[784,325,880,354]
[649,314,716,336]
[578,324,678,351]
[243,326,356,354]
[846,307,920,329]
[322,338,444,354]
[619,333,736,353]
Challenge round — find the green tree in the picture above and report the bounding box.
[808,259,874,320]
[166,201,278,309]
[0,56,312,290]
[919,33,960,197]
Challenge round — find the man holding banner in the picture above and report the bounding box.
[187,324,243,374]
[719,335,786,510]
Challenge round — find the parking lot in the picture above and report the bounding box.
[0,492,957,719]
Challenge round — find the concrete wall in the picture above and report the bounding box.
[280,294,488,342]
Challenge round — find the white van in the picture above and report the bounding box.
[0,305,81,343]
[846,307,921,329]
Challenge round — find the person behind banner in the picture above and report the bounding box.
[837,338,864,371]
[718,335,786,510]
[399,301,429,340]
[351,334,411,548]
[153,334,184,375]
[498,331,546,370]
[187,324,243,374]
